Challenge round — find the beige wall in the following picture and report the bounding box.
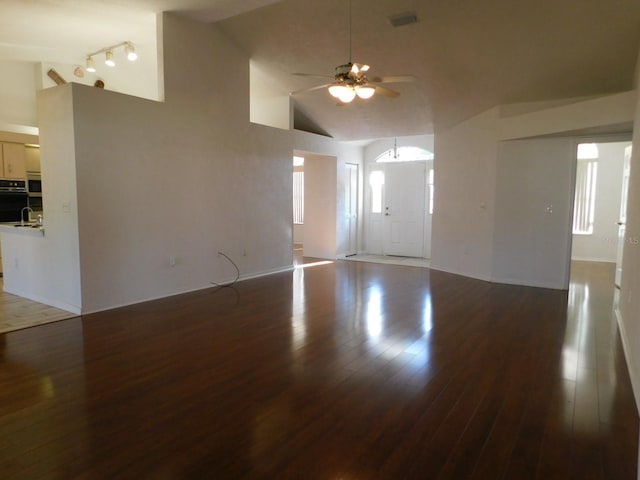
[431,108,499,281]
[432,91,636,289]
[28,13,363,314]
[619,79,640,414]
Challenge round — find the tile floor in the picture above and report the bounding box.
[0,278,77,334]
[344,253,431,268]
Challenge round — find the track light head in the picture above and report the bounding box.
[125,42,137,61]
[86,56,96,73]
[87,41,137,71]
[105,50,115,67]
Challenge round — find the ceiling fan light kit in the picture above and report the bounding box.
[293,1,411,104]
[329,84,357,103]
[355,85,375,99]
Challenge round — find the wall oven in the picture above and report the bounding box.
[0,179,28,222]
[26,173,43,212]
[27,173,42,197]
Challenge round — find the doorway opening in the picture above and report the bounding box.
[569,139,632,291]
[293,155,304,263]
[364,144,434,259]
[291,151,340,264]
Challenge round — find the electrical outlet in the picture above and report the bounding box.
[169,256,176,267]
[242,248,247,257]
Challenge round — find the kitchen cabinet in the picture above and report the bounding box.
[25,146,40,173]
[0,143,27,179]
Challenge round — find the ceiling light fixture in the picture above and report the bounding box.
[85,41,138,73]
[327,0,376,104]
[105,50,115,67]
[355,85,375,99]
[125,42,137,61]
[330,85,357,103]
[86,56,96,73]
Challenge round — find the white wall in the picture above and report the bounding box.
[432,91,636,287]
[302,153,337,259]
[293,223,303,244]
[63,13,295,313]
[498,90,636,140]
[431,109,499,280]
[492,138,575,289]
[0,61,38,129]
[0,12,365,314]
[250,60,291,130]
[2,84,82,313]
[572,141,629,262]
[618,72,640,416]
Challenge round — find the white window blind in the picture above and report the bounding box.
[572,159,597,235]
[293,171,304,224]
[369,171,384,213]
[428,168,434,215]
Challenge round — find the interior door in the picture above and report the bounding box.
[383,162,426,257]
[615,145,632,288]
[345,163,358,256]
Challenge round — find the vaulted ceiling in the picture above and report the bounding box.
[2,0,640,141]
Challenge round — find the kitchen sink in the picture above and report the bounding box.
[13,223,40,228]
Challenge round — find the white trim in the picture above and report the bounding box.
[570,257,616,263]
[79,265,295,315]
[490,275,567,290]
[428,264,492,283]
[615,307,640,415]
[2,286,81,315]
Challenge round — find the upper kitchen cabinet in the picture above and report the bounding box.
[0,143,27,179]
[25,145,40,173]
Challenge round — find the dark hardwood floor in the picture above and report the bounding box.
[0,259,637,479]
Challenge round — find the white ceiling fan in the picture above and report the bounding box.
[291,0,414,104]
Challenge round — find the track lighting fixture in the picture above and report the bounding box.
[105,50,115,67]
[86,56,96,73]
[125,42,137,61]
[85,41,138,73]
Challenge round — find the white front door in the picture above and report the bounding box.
[615,145,632,288]
[345,163,358,256]
[383,162,426,257]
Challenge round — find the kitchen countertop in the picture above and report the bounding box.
[0,222,45,236]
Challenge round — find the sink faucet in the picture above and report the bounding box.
[21,206,33,226]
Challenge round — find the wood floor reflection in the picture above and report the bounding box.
[0,260,637,478]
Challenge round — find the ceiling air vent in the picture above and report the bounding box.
[389,12,418,28]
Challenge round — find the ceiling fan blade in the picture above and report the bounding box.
[370,75,416,84]
[292,72,334,79]
[375,85,400,98]
[290,83,331,95]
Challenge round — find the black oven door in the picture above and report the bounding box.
[0,192,28,222]
[27,177,42,196]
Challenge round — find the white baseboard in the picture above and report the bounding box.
[2,285,81,315]
[81,265,295,315]
[571,257,616,263]
[427,264,491,282]
[615,307,640,416]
